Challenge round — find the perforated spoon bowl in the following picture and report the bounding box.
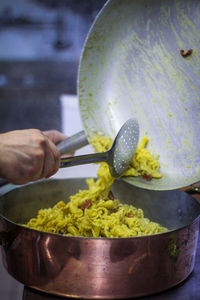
[60,118,139,178]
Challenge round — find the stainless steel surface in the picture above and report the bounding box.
[78,0,200,190]
[0,178,200,299]
[60,118,139,177]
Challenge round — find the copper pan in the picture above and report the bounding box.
[0,178,200,299]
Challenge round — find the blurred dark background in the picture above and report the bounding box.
[0,0,106,133]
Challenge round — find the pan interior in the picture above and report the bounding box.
[0,179,199,232]
[78,0,200,190]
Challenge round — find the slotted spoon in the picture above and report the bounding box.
[60,118,139,178]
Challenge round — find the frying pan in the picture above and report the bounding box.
[0,178,200,298]
[78,0,200,191]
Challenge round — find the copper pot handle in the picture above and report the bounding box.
[181,183,200,203]
[184,186,200,194]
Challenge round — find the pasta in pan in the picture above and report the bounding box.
[25,136,167,237]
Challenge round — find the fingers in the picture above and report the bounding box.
[44,130,75,157]
[43,130,67,145]
[41,138,60,179]
[30,131,60,180]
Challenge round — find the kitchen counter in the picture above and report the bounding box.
[0,235,199,300]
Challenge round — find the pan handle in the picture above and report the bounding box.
[181,184,200,203]
[0,131,89,187]
[181,183,200,195]
[184,187,200,194]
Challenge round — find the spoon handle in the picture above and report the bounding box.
[60,152,109,168]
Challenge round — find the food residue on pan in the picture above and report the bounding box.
[180,49,193,57]
[24,135,166,238]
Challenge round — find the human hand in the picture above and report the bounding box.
[44,130,74,157]
[43,129,67,145]
[0,129,66,185]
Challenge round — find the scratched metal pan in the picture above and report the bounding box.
[78,0,200,191]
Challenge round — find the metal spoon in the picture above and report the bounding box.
[60,118,139,177]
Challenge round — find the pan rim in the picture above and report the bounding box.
[0,178,199,240]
